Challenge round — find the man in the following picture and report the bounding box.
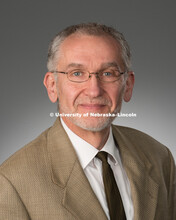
[0,23,175,220]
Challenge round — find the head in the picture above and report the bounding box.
[44,23,134,132]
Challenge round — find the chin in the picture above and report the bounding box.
[70,116,115,132]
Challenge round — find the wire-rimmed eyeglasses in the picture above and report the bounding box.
[51,69,126,83]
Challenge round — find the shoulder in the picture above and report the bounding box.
[112,124,167,150]
[112,125,176,189]
[0,127,51,178]
[112,124,173,164]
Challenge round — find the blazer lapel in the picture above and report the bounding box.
[47,118,107,220]
[63,160,108,220]
[112,125,159,220]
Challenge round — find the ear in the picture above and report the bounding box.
[123,71,135,102]
[43,72,58,103]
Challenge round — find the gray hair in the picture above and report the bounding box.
[47,22,131,72]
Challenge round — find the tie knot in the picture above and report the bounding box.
[96,151,108,163]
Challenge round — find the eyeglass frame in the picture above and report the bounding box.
[51,69,127,83]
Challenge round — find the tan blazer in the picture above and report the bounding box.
[0,118,175,220]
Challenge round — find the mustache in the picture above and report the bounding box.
[75,97,112,106]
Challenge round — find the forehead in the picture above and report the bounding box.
[58,34,123,68]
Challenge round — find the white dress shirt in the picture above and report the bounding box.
[61,118,134,220]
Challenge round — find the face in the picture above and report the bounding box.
[44,34,134,132]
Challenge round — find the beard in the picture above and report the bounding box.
[57,92,124,132]
[65,109,119,132]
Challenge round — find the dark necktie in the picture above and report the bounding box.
[96,151,126,220]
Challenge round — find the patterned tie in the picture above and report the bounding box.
[96,151,126,220]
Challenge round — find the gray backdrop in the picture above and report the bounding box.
[1,0,176,164]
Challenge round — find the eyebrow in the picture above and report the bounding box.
[66,63,85,68]
[66,62,120,70]
[101,62,120,70]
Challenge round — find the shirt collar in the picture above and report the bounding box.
[101,128,119,166]
[60,118,120,169]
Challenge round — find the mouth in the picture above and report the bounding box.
[78,104,107,111]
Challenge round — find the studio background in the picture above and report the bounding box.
[1,0,176,164]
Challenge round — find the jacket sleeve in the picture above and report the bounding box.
[167,148,176,220]
[0,173,31,220]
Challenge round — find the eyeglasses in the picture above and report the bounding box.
[51,68,126,83]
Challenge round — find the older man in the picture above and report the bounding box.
[0,23,175,220]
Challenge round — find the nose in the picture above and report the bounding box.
[84,74,103,97]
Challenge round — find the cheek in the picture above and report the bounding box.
[57,82,82,107]
[108,86,125,109]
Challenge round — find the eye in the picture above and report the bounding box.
[103,71,113,76]
[72,71,82,76]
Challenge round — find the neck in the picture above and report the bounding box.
[61,117,110,150]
